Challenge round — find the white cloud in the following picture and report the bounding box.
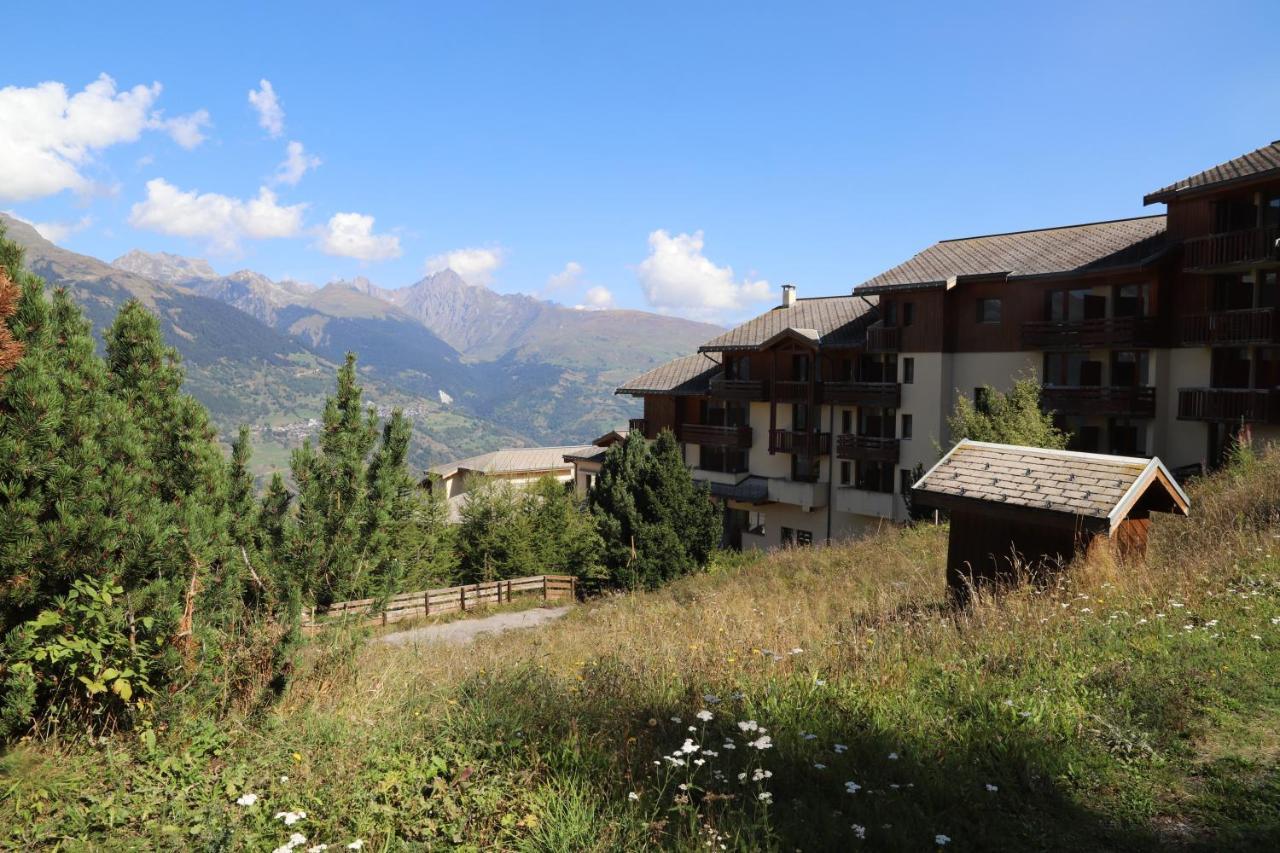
[248,79,284,138]
[545,260,583,292]
[32,215,93,244]
[154,108,211,149]
[576,285,616,310]
[0,74,162,201]
[318,212,401,261]
[636,229,772,319]
[128,178,305,252]
[424,247,505,286]
[275,140,321,185]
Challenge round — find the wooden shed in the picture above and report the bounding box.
[911,441,1190,602]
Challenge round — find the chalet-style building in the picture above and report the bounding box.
[617,139,1280,550]
[564,429,630,497]
[425,444,595,522]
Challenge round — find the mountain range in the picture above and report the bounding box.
[2,213,721,478]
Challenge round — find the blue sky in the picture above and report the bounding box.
[4,1,1279,323]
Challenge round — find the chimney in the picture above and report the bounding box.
[781,283,796,308]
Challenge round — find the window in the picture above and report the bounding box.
[841,409,853,435]
[855,461,895,493]
[1114,283,1152,318]
[883,301,897,326]
[840,460,851,485]
[780,526,794,546]
[902,357,914,384]
[974,387,993,415]
[700,445,748,474]
[791,354,811,381]
[901,413,913,439]
[976,298,1002,324]
[899,468,915,497]
[1111,351,1149,387]
[794,529,813,547]
[903,302,915,326]
[791,453,820,483]
[1108,418,1147,457]
[792,403,813,432]
[747,512,765,536]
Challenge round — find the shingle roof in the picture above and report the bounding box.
[615,352,721,396]
[428,445,593,478]
[1145,141,1280,205]
[697,295,877,352]
[912,440,1188,530]
[855,216,1167,294]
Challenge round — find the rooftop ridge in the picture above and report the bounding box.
[936,214,1165,245]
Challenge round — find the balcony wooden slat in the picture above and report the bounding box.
[1041,386,1156,417]
[773,380,815,403]
[866,324,901,353]
[709,378,769,401]
[835,434,901,463]
[680,424,753,449]
[768,429,831,455]
[1021,316,1159,349]
[1177,388,1280,423]
[1179,308,1276,347]
[1184,225,1280,272]
[822,380,901,408]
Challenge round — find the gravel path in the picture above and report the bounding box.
[378,605,572,648]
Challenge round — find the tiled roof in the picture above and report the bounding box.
[855,216,1167,294]
[428,445,593,478]
[616,352,721,396]
[698,295,877,352]
[1145,141,1280,204]
[912,440,1188,529]
[564,446,609,464]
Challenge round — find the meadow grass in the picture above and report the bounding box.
[4,457,1280,850]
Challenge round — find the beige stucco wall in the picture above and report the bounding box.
[897,352,949,480]
[1156,347,1211,468]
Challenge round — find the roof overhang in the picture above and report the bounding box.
[1144,168,1280,206]
[853,279,948,296]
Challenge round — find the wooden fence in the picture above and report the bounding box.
[302,574,577,631]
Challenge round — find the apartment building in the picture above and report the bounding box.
[617,139,1280,549]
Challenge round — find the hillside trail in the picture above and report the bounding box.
[377,605,572,648]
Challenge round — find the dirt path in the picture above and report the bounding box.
[378,605,572,648]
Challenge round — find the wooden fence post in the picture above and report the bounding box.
[461,585,466,612]
[424,591,430,616]
[542,575,548,601]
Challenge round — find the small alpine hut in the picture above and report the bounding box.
[911,440,1190,601]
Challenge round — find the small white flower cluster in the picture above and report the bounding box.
[845,780,861,794]
[272,833,307,853]
[276,810,307,826]
[235,792,259,806]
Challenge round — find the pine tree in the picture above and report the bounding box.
[0,265,23,381]
[400,485,457,590]
[526,476,605,585]
[456,477,534,582]
[589,430,721,589]
[361,410,415,600]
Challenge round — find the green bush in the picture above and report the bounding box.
[1,577,156,739]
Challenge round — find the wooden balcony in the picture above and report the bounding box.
[1041,385,1156,417]
[1183,225,1280,272]
[773,379,816,403]
[822,380,901,408]
[1021,316,1159,349]
[681,423,753,449]
[1180,308,1276,346]
[1177,388,1280,423]
[768,429,831,455]
[835,434,901,463]
[866,324,901,353]
[709,378,769,401]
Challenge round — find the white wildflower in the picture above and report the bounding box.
[887,751,899,760]
[628,791,640,801]
[737,720,759,732]
[347,843,364,851]
[671,716,682,723]
[235,792,259,806]
[936,834,951,846]
[791,647,804,654]
[271,833,308,853]
[696,709,714,722]
[307,846,328,853]
[279,775,289,784]
[834,743,848,754]
[758,791,773,803]
[814,762,826,770]
[852,823,866,839]
[802,732,817,740]
[748,735,773,750]
[680,738,700,754]
[693,758,706,766]
[703,693,720,704]
[275,810,307,826]
[845,780,861,793]
[985,783,998,792]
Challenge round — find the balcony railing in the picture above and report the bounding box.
[1180,307,1276,346]
[1021,316,1159,349]
[1041,385,1156,417]
[768,429,831,455]
[866,324,901,353]
[822,380,901,408]
[709,378,769,401]
[680,423,753,449]
[628,418,648,437]
[1183,225,1280,272]
[1177,388,1280,423]
[773,379,815,403]
[835,434,901,463]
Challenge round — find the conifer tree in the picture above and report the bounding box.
[456,477,533,582]
[526,476,605,584]
[589,430,721,589]
[399,484,457,590]
[360,410,415,598]
[0,266,22,381]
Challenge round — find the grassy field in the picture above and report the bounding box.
[4,458,1280,851]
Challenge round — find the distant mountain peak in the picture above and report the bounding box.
[112,249,219,284]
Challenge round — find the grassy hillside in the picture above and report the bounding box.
[6,458,1280,850]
